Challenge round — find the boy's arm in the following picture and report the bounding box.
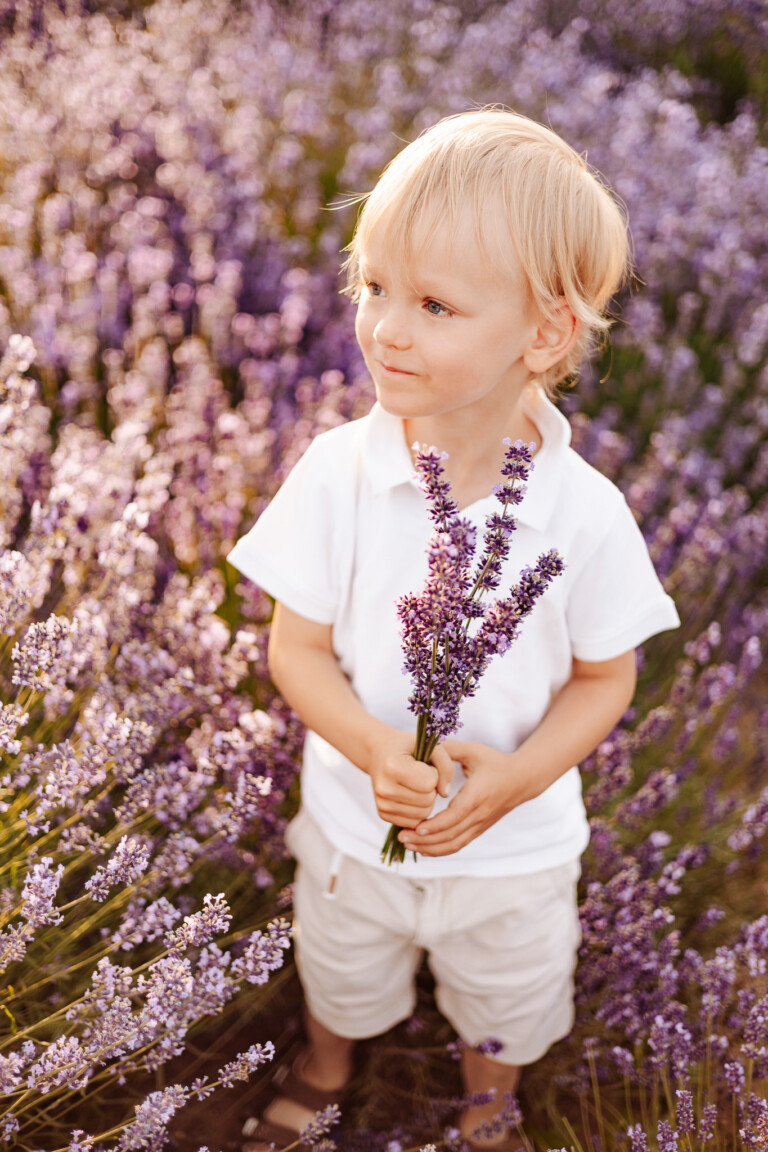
[268,602,454,827]
[397,649,637,857]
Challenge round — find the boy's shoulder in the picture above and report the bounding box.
[545,441,633,546]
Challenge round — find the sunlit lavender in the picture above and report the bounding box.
[0,0,767,1148]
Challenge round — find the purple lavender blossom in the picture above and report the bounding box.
[724,1061,746,1094]
[81,999,139,1064]
[84,836,151,901]
[675,1089,695,1133]
[500,1090,523,1127]
[0,701,28,756]
[11,614,78,692]
[117,1084,187,1150]
[384,440,564,863]
[0,551,38,636]
[20,857,64,928]
[627,1125,649,1152]
[611,1046,636,1080]
[0,1117,20,1142]
[217,1040,275,1087]
[656,1121,678,1152]
[741,1094,768,1149]
[0,1051,25,1094]
[135,956,196,1042]
[113,897,182,951]
[66,1132,95,1152]
[698,1104,717,1141]
[230,917,293,985]
[189,1076,215,1101]
[26,1036,91,1093]
[0,923,32,972]
[300,1103,342,1145]
[216,771,274,842]
[164,893,232,954]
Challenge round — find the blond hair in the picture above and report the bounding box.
[342,108,631,397]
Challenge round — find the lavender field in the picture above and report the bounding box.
[0,0,767,1149]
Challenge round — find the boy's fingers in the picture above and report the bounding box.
[399,809,479,853]
[430,744,456,797]
[404,761,443,793]
[440,739,479,766]
[387,758,435,793]
[385,809,433,828]
[415,786,474,836]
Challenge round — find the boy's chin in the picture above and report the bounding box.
[374,389,433,421]
[374,392,412,418]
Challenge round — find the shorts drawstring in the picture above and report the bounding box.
[324,849,343,899]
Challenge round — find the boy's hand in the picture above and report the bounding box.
[397,739,533,855]
[368,730,455,828]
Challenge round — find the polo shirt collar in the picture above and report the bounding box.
[362,383,571,532]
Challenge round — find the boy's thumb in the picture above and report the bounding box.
[431,744,456,798]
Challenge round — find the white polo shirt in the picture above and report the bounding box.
[227,385,680,877]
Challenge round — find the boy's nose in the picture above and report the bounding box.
[373,308,412,350]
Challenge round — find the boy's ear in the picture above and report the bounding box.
[523,298,578,375]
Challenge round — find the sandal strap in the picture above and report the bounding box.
[242,1114,301,1148]
[272,1058,347,1112]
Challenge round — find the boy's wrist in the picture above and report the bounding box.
[357,717,406,778]
[505,749,542,808]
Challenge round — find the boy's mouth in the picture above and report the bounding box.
[380,362,416,375]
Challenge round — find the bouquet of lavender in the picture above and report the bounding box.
[381,439,565,865]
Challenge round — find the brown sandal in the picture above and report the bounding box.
[241,1055,347,1150]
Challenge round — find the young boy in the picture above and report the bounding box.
[227,109,680,1150]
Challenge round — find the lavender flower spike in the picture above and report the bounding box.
[301,1103,342,1145]
[217,1040,275,1087]
[85,836,151,901]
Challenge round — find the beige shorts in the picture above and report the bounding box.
[285,807,582,1066]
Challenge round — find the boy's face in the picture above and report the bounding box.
[354,205,542,426]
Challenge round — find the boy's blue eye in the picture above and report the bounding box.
[367,282,383,297]
[425,299,449,316]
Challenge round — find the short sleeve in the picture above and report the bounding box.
[566,496,680,662]
[226,434,355,625]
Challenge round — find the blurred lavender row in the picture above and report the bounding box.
[0,0,767,1148]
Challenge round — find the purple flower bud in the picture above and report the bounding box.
[66,1131,96,1152]
[675,1089,695,1133]
[231,917,293,985]
[724,1061,746,1094]
[85,836,151,901]
[217,1040,275,1086]
[11,613,78,691]
[26,1036,91,1093]
[164,893,231,954]
[300,1103,341,1144]
[117,1084,187,1150]
[698,1104,717,1141]
[21,856,64,928]
[657,1120,678,1152]
[0,924,33,972]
